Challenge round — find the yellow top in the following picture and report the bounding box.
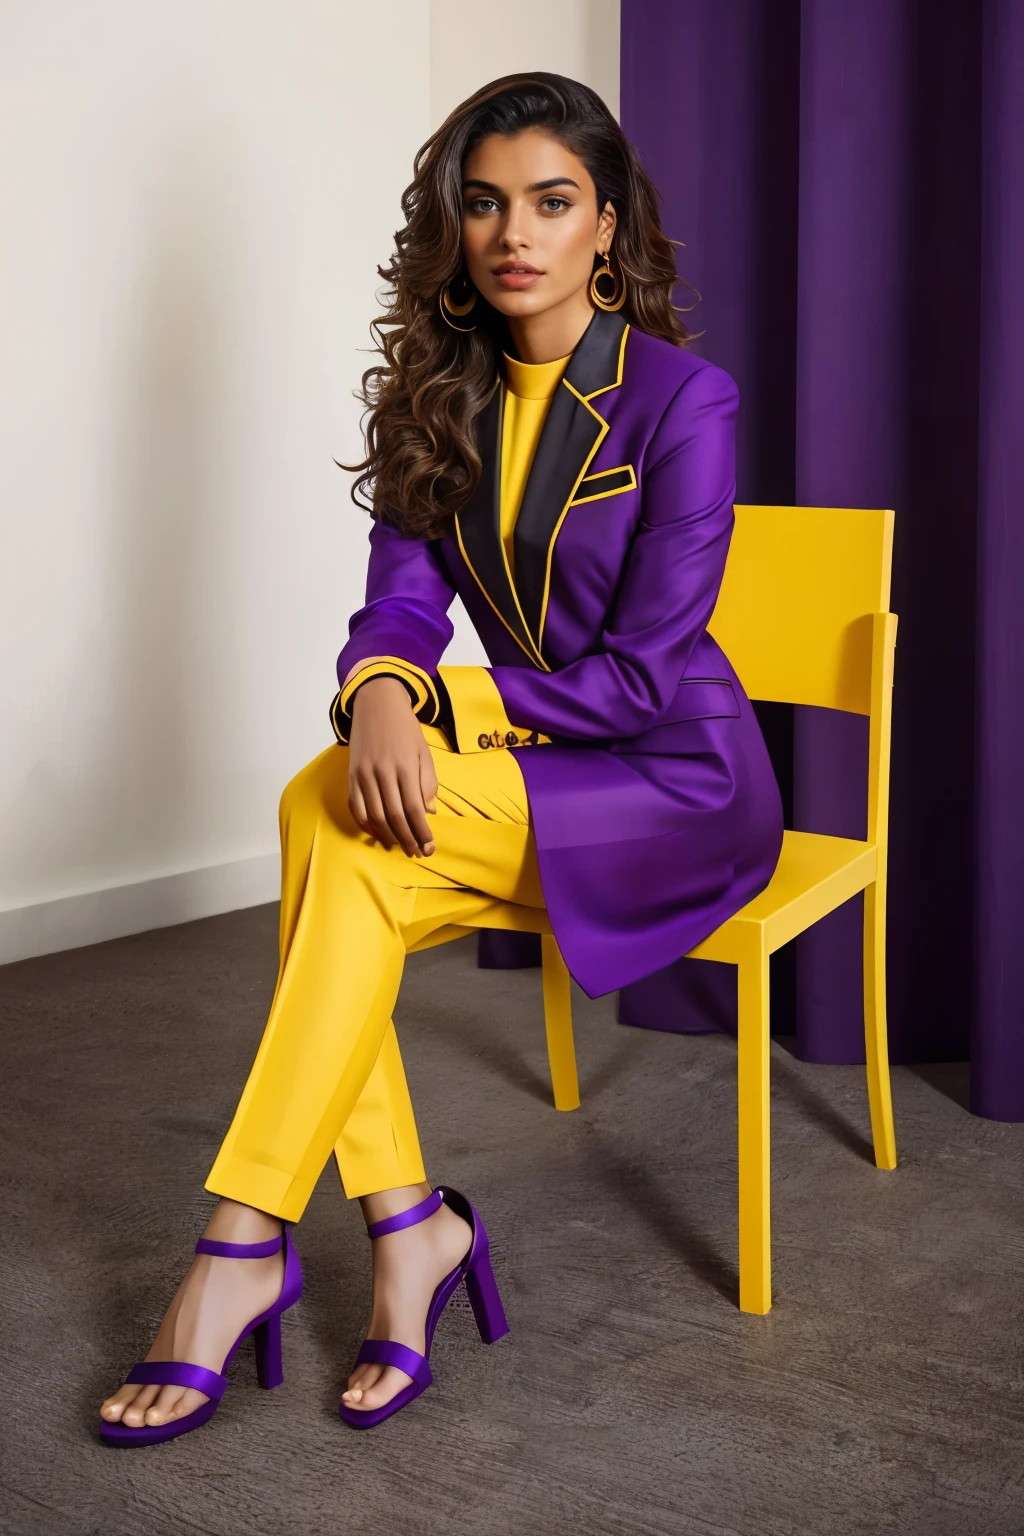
[500,351,571,576]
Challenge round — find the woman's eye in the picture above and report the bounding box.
[540,197,571,213]
[469,197,499,214]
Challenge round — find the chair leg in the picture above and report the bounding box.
[541,935,579,1111]
[863,879,897,1169]
[737,935,771,1314]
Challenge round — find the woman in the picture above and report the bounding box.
[100,72,783,1444]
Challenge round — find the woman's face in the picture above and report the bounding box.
[460,127,616,324]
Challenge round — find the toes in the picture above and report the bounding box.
[342,1363,383,1403]
[143,1384,185,1425]
[142,1385,185,1426]
[144,1385,207,1425]
[347,1365,412,1412]
[120,1384,159,1427]
[100,1384,142,1422]
[104,1382,210,1429]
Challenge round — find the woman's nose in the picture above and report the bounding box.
[498,205,530,251]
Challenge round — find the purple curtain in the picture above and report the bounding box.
[613,0,1024,1121]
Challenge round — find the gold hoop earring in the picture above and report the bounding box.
[590,251,626,313]
[440,274,478,332]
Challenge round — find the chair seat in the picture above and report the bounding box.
[410,832,875,965]
[689,829,877,963]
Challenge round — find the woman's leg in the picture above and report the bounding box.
[333,741,542,1413]
[102,748,419,1429]
[102,738,541,1427]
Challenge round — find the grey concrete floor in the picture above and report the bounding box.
[0,904,1022,1536]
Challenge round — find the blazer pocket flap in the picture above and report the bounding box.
[604,680,741,755]
[570,464,637,505]
[663,678,740,722]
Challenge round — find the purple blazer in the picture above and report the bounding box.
[333,309,784,998]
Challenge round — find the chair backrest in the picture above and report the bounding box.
[709,505,894,715]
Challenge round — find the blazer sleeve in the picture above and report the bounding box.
[485,361,739,742]
[330,518,457,743]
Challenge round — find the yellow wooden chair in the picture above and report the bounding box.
[692,504,898,1312]
[411,504,898,1315]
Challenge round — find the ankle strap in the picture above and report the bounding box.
[366,1189,443,1239]
[195,1234,283,1259]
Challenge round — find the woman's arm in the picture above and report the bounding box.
[332,519,459,738]
[333,521,458,857]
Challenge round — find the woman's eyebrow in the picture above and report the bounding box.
[461,176,582,194]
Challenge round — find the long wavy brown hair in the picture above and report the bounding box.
[344,73,694,539]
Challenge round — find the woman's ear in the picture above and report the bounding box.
[597,200,618,253]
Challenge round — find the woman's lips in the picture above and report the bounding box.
[494,269,543,290]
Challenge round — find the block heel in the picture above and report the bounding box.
[339,1185,509,1430]
[253,1313,284,1390]
[464,1250,510,1344]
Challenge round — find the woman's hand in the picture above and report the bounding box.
[347,677,438,857]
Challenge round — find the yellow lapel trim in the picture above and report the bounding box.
[569,464,638,506]
[582,321,630,402]
[535,325,630,653]
[454,513,551,671]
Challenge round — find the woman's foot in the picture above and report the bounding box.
[341,1184,472,1415]
[99,1200,284,1430]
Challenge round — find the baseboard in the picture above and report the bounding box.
[0,851,280,966]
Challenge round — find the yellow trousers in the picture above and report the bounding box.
[205,730,543,1222]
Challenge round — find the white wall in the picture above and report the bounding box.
[430,0,620,127]
[0,1,619,965]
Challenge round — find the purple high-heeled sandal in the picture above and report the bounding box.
[339,1185,508,1430]
[100,1226,302,1447]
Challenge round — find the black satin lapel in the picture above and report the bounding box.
[455,389,540,665]
[563,306,628,398]
[512,310,629,652]
[512,382,604,648]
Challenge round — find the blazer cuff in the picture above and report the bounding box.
[436,665,551,753]
[330,657,440,745]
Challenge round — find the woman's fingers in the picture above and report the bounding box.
[348,776,370,832]
[353,762,432,858]
[417,748,437,856]
[396,763,433,854]
[347,677,433,854]
[419,740,439,818]
[378,772,422,858]
[355,772,397,849]
[345,676,438,857]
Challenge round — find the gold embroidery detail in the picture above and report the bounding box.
[475,727,548,750]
